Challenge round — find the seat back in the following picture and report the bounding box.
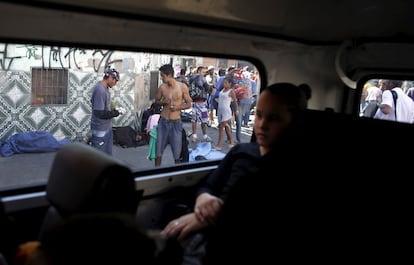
[38,142,138,240]
[0,197,13,265]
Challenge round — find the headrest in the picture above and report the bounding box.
[46,142,137,216]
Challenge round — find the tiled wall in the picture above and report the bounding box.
[0,70,150,143]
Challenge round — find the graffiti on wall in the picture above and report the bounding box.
[0,43,126,73]
[0,43,153,143]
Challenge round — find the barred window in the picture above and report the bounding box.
[31,68,68,105]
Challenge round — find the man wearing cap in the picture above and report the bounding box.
[90,68,123,155]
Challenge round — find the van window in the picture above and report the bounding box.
[359,78,414,123]
[0,42,259,191]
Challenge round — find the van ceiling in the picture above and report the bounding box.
[27,0,414,44]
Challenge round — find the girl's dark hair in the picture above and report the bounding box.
[261,82,311,110]
[223,77,233,86]
[250,82,311,143]
[152,102,162,114]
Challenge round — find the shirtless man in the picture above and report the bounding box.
[154,64,192,166]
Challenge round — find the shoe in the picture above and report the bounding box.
[202,135,212,142]
[214,146,222,151]
[228,143,235,149]
[192,135,198,143]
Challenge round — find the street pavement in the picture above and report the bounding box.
[0,117,254,190]
[120,118,254,170]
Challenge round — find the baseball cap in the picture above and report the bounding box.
[104,68,120,81]
[227,66,236,72]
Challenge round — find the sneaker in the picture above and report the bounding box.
[214,146,222,151]
[228,143,235,149]
[192,135,198,143]
[202,135,213,142]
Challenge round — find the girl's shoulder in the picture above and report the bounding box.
[229,142,260,158]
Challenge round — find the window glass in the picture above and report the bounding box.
[0,42,259,191]
[359,78,414,123]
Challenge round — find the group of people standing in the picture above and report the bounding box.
[89,65,192,167]
[184,65,258,150]
[89,64,259,167]
[360,79,414,123]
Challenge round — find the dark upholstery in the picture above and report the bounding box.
[0,197,13,265]
[38,142,138,240]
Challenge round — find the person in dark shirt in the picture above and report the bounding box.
[90,68,124,155]
[161,83,311,263]
[141,103,155,133]
[189,66,213,143]
[175,68,189,87]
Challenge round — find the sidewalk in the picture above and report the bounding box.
[0,118,254,190]
[121,118,253,171]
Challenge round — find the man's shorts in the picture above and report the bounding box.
[191,101,209,123]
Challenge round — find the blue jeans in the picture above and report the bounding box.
[90,128,113,155]
[242,103,252,125]
[235,101,251,142]
[156,117,183,160]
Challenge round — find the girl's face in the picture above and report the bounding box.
[253,90,293,154]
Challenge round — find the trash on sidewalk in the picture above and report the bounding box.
[189,142,225,162]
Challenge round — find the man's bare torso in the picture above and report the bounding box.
[160,81,186,120]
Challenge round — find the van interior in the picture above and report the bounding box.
[1,0,413,263]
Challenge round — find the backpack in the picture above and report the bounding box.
[390,89,398,120]
[189,75,208,100]
[113,126,147,148]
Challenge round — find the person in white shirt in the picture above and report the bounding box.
[374,79,414,123]
[362,79,382,118]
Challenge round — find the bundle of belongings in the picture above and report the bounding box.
[0,131,70,157]
[113,126,148,148]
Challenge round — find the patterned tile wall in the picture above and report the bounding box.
[0,70,150,143]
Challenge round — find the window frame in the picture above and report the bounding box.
[31,67,69,105]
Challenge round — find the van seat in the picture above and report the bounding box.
[38,142,138,240]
